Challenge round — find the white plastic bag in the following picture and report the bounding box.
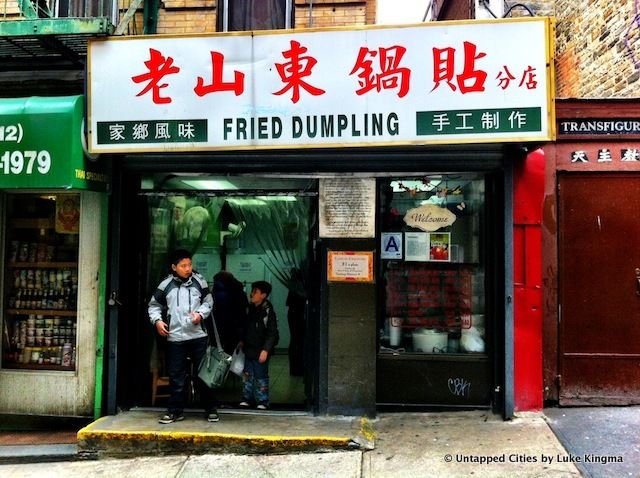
[230,347,245,376]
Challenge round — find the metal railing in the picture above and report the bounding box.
[2,0,118,23]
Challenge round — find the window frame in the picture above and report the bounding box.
[219,0,293,32]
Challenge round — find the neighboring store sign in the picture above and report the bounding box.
[88,18,553,153]
[559,119,640,136]
[570,148,640,163]
[0,96,108,191]
[404,204,457,232]
[327,251,374,282]
[319,178,376,238]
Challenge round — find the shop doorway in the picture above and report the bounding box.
[115,175,318,412]
[558,173,640,405]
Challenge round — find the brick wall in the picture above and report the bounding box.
[555,0,640,98]
[137,0,372,35]
[295,1,370,29]
[505,1,554,17]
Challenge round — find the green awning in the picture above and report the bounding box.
[0,95,107,191]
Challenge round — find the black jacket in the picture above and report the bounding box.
[243,299,279,360]
[211,275,248,354]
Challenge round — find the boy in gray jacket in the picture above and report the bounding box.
[148,249,218,424]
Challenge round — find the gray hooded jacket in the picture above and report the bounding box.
[148,272,213,343]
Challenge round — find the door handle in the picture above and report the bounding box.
[636,268,640,297]
[108,290,123,306]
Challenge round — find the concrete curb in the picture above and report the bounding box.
[76,414,365,459]
[0,444,80,464]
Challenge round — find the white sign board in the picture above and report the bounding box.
[88,18,553,152]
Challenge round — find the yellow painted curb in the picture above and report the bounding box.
[360,417,376,442]
[77,427,352,448]
[77,415,111,440]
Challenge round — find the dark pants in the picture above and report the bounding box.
[242,357,270,405]
[167,336,215,414]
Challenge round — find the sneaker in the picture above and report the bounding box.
[238,401,251,408]
[256,404,269,410]
[206,410,220,422]
[159,413,184,424]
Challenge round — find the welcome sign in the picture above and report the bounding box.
[88,17,554,153]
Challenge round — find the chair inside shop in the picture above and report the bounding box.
[150,349,195,406]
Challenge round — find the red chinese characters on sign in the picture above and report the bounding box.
[132,48,181,104]
[432,41,487,94]
[273,40,325,104]
[130,39,538,105]
[349,46,411,98]
[496,66,516,90]
[496,65,538,90]
[194,52,245,97]
[518,66,538,89]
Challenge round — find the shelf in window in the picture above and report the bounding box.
[8,218,55,229]
[377,351,489,362]
[6,309,76,317]
[2,363,75,372]
[7,262,78,269]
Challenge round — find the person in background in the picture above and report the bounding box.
[286,268,306,376]
[148,249,218,424]
[239,280,279,410]
[211,271,248,355]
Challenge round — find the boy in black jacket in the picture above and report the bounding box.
[239,281,279,410]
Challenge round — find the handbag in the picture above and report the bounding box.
[230,346,245,377]
[197,316,231,389]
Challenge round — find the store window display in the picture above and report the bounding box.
[2,193,80,370]
[379,176,486,356]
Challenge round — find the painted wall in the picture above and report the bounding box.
[513,149,545,411]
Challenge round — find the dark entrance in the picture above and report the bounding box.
[110,173,319,413]
[558,173,640,405]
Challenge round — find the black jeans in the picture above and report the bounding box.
[166,336,215,414]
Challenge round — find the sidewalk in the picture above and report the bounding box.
[0,410,582,477]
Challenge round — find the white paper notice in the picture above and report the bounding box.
[319,178,376,238]
[405,232,429,261]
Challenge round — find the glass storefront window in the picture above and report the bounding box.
[379,175,487,355]
[2,193,80,371]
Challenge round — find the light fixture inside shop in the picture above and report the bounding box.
[181,179,238,190]
[256,196,297,202]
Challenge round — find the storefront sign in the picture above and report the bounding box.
[88,18,553,153]
[570,148,640,163]
[559,119,640,136]
[319,178,376,238]
[404,204,457,232]
[0,96,108,191]
[327,251,374,282]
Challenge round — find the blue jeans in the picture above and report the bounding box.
[242,357,270,405]
[166,336,216,414]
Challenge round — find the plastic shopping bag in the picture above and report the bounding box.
[230,347,245,376]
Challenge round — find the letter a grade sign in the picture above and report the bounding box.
[381,233,403,260]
